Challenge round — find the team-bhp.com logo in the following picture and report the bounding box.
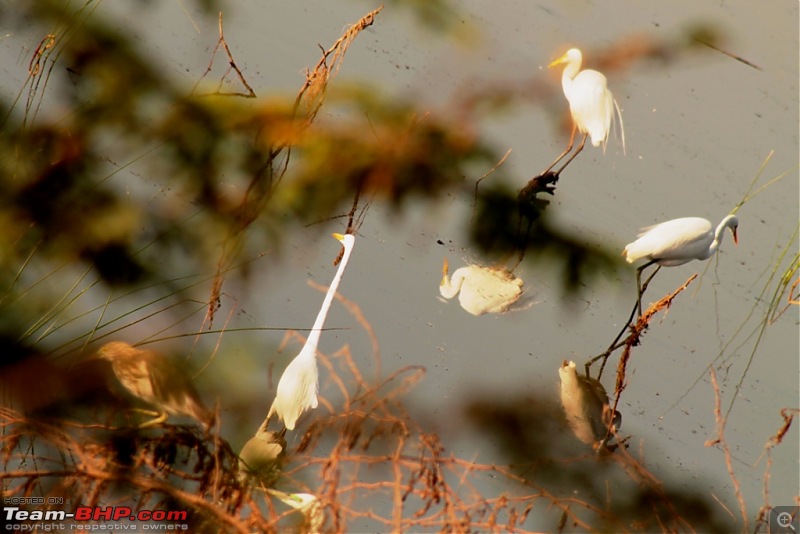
[4,505,189,530]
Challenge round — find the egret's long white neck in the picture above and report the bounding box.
[561,57,581,95]
[706,215,738,259]
[440,270,464,299]
[304,240,355,353]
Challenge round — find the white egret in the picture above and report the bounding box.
[96,341,213,429]
[544,47,625,174]
[267,233,355,430]
[439,258,524,316]
[558,360,621,452]
[623,215,739,315]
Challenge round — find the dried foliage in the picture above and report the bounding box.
[192,13,257,98]
[0,337,732,533]
[0,278,750,533]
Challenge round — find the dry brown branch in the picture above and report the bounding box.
[704,368,748,530]
[611,274,698,402]
[765,408,798,450]
[293,6,383,123]
[4,275,730,532]
[192,12,256,98]
[0,408,262,532]
[28,34,56,76]
[754,407,800,528]
[21,31,61,126]
[473,147,513,209]
[609,441,695,532]
[275,335,628,532]
[585,272,698,408]
[770,276,800,324]
[206,7,381,328]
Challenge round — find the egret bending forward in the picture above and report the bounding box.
[267,233,356,430]
[624,215,739,315]
[545,48,625,174]
[439,258,524,316]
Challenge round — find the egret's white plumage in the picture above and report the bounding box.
[266,490,324,533]
[267,233,355,430]
[439,259,524,316]
[623,215,739,266]
[549,48,625,152]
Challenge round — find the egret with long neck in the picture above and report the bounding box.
[439,258,524,316]
[624,214,739,315]
[544,47,624,175]
[267,233,356,430]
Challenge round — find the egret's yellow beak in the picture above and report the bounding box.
[548,53,568,68]
[440,258,449,285]
[732,227,739,245]
[333,232,345,242]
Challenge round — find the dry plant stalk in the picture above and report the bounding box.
[205,7,382,328]
[3,292,727,533]
[704,368,749,530]
[770,275,800,324]
[293,6,383,123]
[192,12,256,98]
[754,408,800,530]
[611,274,698,403]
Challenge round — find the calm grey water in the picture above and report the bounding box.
[4,0,798,530]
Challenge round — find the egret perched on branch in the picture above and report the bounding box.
[439,258,525,316]
[544,47,625,175]
[96,341,214,429]
[267,233,356,430]
[624,215,739,314]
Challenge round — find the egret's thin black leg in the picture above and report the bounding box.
[635,265,644,317]
[585,260,660,379]
[586,295,639,378]
[542,123,577,174]
[555,133,588,175]
[636,262,660,317]
[542,144,571,174]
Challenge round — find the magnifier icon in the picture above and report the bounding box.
[777,511,796,532]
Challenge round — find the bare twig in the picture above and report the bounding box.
[207,7,382,327]
[293,6,383,123]
[192,12,256,98]
[704,368,748,530]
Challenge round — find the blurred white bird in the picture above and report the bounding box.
[624,215,739,314]
[266,489,324,533]
[545,47,625,174]
[559,360,621,452]
[439,258,525,316]
[267,233,355,431]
